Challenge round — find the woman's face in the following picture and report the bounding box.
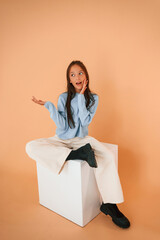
[69,64,87,93]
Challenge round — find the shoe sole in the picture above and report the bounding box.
[112,217,130,228]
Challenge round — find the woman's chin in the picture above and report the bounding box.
[75,86,82,90]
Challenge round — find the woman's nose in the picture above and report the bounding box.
[76,75,80,80]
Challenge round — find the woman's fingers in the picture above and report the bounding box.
[83,79,88,89]
[31,96,36,102]
[31,96,45,105]
[85,79,88,86]
[82,79,87,89]
[80,79,88,94]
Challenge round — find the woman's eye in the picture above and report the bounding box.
[71,74,74,77]
[79,72,83,75]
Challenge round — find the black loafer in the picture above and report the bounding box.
[81,143,98,168]
[86,149,98,168]
[100,203,130,228]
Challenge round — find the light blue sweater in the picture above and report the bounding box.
[44,92,99,140]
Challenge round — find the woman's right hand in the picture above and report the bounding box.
[31,96,46,105]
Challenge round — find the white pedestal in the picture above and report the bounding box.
[36,142,118,227]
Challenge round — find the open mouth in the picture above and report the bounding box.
[76,82,82,85]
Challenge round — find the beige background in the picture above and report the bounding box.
[1,0,160,239]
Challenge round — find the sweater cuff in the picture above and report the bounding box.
[44,101,51,109]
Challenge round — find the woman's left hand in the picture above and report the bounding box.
[80,79,88,94]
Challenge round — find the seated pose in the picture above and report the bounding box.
[26,60,130,229]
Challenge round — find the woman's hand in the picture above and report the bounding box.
[31,96,46,105]
[80,79,88,94]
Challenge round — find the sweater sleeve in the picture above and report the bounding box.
[78,94,99,127]
[44,95,67,130]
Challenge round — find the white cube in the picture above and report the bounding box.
[36,142,118,227]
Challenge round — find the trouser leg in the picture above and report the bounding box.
[25,136,73,175]
[88,136,124,203]
[70,136,125,204]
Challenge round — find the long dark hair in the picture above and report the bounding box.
[63,60,98,129]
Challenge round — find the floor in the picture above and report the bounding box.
[1,168,160,240]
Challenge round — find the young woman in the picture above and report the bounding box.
[26,60,130,229]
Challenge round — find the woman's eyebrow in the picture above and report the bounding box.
[70,70,84,73]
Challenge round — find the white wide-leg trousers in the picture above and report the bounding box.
[25,134,124,204]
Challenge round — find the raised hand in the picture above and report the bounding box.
[80,79,88,94]
[31,96,46,105]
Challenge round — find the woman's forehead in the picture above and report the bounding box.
[70,65,83,73]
